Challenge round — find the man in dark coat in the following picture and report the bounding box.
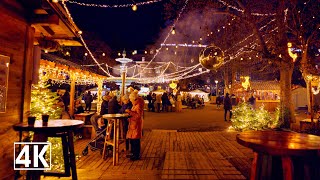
[108,95,120,114]
[100,95,110,115]
[223,93,232,121]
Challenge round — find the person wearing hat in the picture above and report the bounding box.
[119,95,133,156]
[224,93,232,121]
[100,93,111,115]
[125,91,144,161]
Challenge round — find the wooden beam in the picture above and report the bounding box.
[42,25,55,36]
[30,14,59,25]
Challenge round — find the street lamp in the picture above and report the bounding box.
[115,50,133,96]
[215,80,218,96]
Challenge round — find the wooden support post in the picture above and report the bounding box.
[69,72,76,116]
[307,80,314,122]
[96,79,103,114]
[121,71,126,97]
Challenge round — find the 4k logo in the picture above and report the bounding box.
[14,142,52,170]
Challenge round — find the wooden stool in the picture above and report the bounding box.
[102,119,126,159]
[102,119,114,159]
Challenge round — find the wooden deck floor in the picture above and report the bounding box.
[43,130,253,179]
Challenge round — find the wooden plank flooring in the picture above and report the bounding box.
[43,130,252,180]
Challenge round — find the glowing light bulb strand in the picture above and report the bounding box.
[65,0,163,8]
[62,0,113,77]
[217,0,276,16]
[132,0,189,78]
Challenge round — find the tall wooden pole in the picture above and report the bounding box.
[307,80,314,122]
[96,78,103,114]
[69,72,76,116]
[121,71,126,97]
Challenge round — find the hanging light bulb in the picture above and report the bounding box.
[171,27,176,35]
[84,53,88,56]
[102,53,105,56]
[118,52,121,56]
[132,4,137,11]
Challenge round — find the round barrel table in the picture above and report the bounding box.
[13,120,84,180]
[236,130,320,180]
[102,113,130,165]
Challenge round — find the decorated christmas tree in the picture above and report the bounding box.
[30,70,62,119]
[30,70,64,172]
[230,103,278,131]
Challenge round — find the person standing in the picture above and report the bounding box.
[216,95,221,109]
[119,95,133,156]
[248,95,256,108]
[125,91,144,161]
[146,92,154,112]
[155,94,161,113]
[223,93,232,121]
[84,91,93,112]
[108,93,120,114]
[161,92,169,112]
[175,93,182,112]
[100,94,110,115]
[61,90,70,112]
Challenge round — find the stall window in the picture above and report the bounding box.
[0,54,10,112]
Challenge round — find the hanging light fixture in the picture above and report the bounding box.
[169,81,177,89]
[132,3,137,11]
[171,27,176,35]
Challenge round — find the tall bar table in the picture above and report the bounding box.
[13,120,84,180]
[102,113,130,165]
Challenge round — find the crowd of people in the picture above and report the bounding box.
[145,92,182,113]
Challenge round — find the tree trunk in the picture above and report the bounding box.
[279,61,295,128]
[224,65,229,95]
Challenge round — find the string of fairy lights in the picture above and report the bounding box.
[65,0,163,11]
[59,0,284,83]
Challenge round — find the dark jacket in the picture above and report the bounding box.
[100,100,109,115]
[119,102,133,114]
[84,93,93,104]
[224,95,232,110]
[108,96,120,114]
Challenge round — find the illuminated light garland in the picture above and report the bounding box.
[62,0,195,79]
[225,19,276,53]
[217,0,276,16]
[62,1,113,77]
[65,0,163,8]
[132,0,189,78]
[161,43,208,48]
[81,63,104,67]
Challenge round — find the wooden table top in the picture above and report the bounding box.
[74,112,95,116]
[13,119,84,132]
[102,113,130,119]
[236,130,320,156]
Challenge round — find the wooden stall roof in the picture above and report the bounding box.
[234,81,280,91]
[18,0,82,46]
[41,53,106,80]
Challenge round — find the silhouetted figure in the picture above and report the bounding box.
[224,93,232,121]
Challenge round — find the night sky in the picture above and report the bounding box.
[68,1,165,51]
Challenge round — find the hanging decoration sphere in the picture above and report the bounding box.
[199,45,224,71]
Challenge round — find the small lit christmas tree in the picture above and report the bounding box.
[230,103,277,131]
[30,70,62,119]
[30,69,64,172]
